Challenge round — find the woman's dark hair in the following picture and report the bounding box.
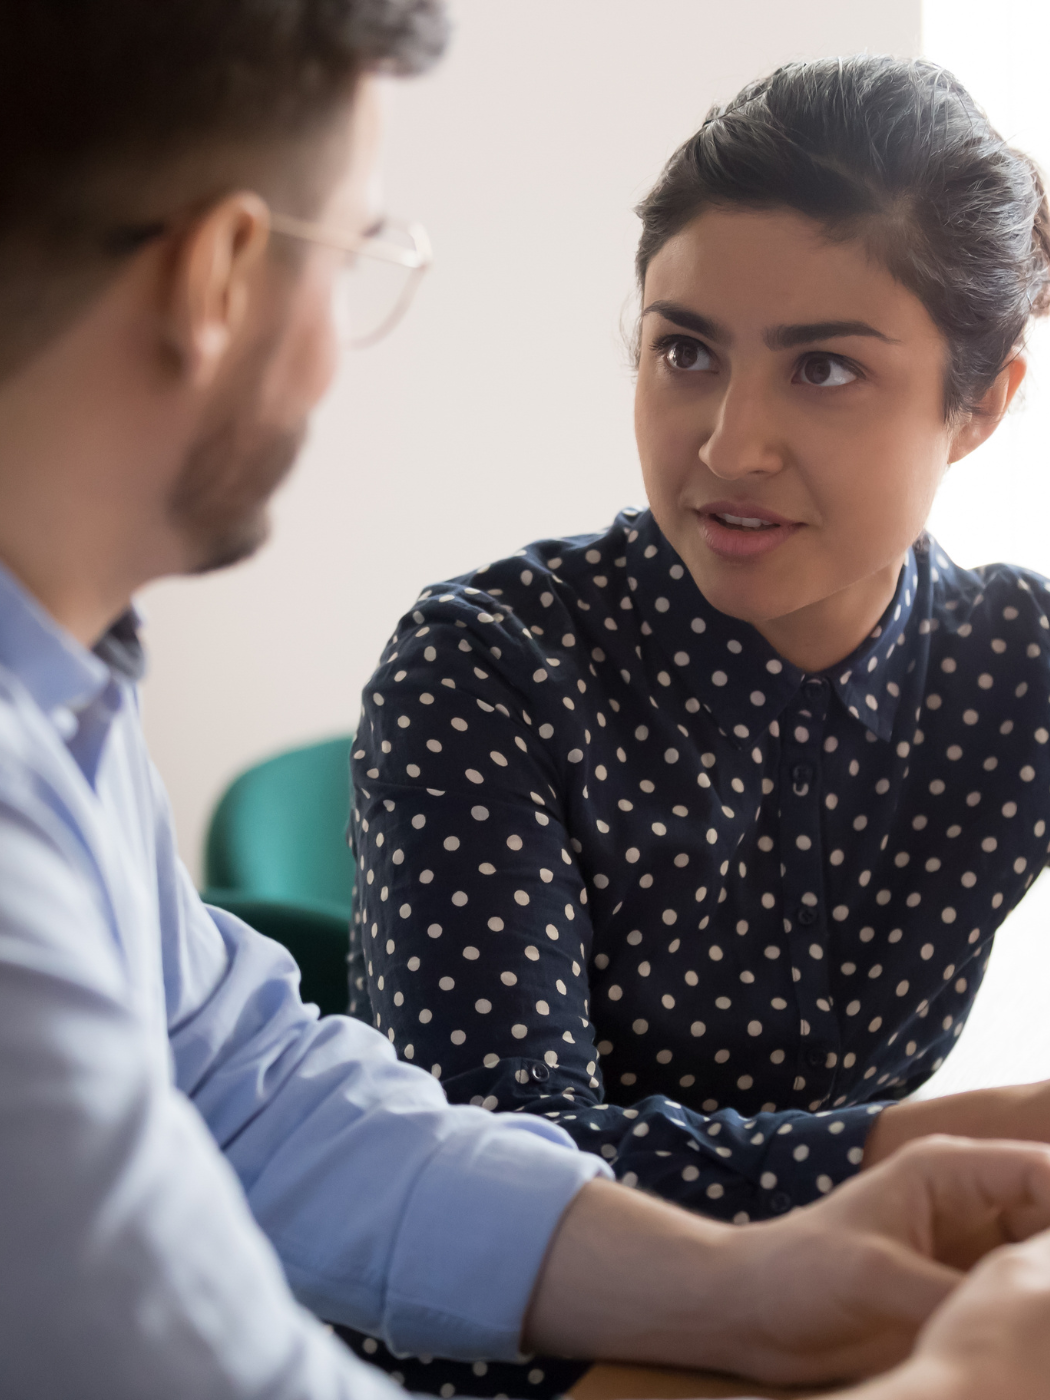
[635,56,1050,419]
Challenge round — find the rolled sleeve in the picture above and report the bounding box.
[380,1118,609,1358]
[747,1101,888,1211]
[171,894,611,1359]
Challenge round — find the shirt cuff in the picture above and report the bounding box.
[756,1102,889,1214]
[381,1115,611,1361]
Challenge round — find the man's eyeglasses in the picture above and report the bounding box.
[107,208,432,350]
[269,213,432,349]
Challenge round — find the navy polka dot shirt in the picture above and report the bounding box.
[350,507,1050,1222]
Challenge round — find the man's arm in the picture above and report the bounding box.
[162,855,607,1360]
[525,1136,1050,1388]
[0,783,396,1400]
[12,773,1050,1397]
[819,1222,1050,1400]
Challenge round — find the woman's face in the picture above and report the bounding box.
[634,207,1000,670]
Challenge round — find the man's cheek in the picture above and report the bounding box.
[300,314,340,408]
[265,302,338,424]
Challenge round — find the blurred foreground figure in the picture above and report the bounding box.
[2,5,1050,1397]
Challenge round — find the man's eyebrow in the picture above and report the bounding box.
[764,320,898,350]
[641,300,730,344]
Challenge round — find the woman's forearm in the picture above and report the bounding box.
[863,1081,1050,1167]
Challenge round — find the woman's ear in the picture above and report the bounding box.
[948,352,1027,464]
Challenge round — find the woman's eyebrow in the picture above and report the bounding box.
[641,304,899,352]
[641,300,729,343]
[764,320,899,349]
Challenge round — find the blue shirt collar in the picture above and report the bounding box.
[0,558,145,717]
[625,511,919,745]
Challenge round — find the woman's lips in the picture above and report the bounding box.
[695,504,803,560]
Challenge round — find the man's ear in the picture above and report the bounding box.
[948,352,1027,465]
[163,192,272,387]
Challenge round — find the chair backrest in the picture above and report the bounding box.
[204,735,356,917]
[200,893,353,1018]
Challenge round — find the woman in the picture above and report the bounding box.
[350,55,1050,1223]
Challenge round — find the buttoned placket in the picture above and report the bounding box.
[777,675,841,1111]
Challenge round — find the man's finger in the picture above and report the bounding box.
[836,1135,1050,1262]
[754,1234,963,1385]
[858,1236,963,1324]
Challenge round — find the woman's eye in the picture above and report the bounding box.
[796,353,858,387]
[662,338,713,373]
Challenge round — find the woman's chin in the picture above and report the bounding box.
[685,568,807,634]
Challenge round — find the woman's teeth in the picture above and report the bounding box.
[715,513,776,530]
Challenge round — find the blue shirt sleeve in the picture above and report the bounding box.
[0,704,607,1396]
[351,607,886,1222]
[173,891,607,1356]
[0,758,392,1399]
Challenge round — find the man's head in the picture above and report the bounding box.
[0,1,446,640]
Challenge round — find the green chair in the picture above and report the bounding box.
[200,735,357,1018]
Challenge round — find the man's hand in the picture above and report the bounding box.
[898,1226,1050,1400]
[715,1135,1050,1384]
[823,1224,1050,1400]
[523,1135,1050,1387]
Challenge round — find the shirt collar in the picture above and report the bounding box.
[0,558,145,718]
[625,510,919,745]
[826,554,920,741]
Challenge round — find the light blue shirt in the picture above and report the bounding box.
[0,561,608,1399]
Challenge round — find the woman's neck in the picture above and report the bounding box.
[750,552,907,674]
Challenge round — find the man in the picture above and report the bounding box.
[1,3,1050,1397]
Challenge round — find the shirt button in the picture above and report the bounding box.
[769,1190,792,1214]
[792,763,813,788]
[806,1049,826,1069]
[50,705,79,739]
[529,1063,550,1082]
[796,905,818,926]
[804,677,827,695]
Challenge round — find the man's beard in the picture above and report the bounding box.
[168,411,307,576]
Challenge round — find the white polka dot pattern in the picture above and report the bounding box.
[350,509,1050,1221]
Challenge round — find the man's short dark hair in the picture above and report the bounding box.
[0,0,448,370]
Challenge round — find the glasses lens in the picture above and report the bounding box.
[337,223,424,348]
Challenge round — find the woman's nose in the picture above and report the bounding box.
[699,381,785,481]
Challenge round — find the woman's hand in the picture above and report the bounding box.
[863,1079,1050,1168]
[524,1134,1050,1387]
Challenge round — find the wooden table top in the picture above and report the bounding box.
[570,1362,829,1400]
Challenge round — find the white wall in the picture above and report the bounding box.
[923,2,1050,574]
[911,0,1050,1098]
[140,0,922,882]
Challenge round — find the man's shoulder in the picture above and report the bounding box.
[0,668,111,920]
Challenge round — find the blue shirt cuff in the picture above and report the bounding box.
[381,1116,611,1360]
